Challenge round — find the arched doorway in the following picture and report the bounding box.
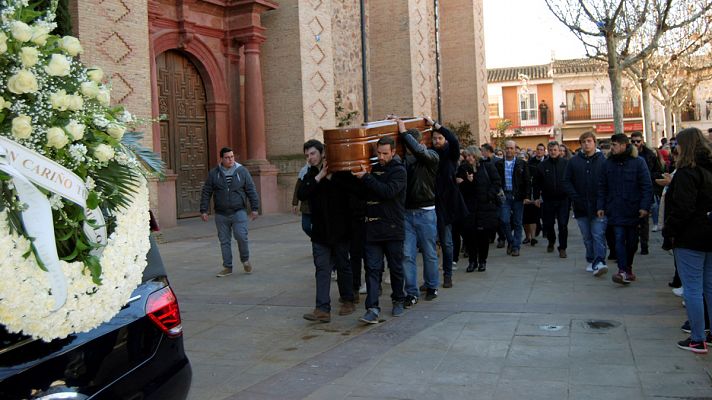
[156,50,209,218]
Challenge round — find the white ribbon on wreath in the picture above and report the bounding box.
[0,136,107,311]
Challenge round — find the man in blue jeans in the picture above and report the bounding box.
[394,117,440,304]
[495,140,530,257]
[563,132,608,277]
[352,136,408,324]
[200,147,260,277]
[598,133,652,285]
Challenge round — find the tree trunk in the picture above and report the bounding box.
[674,110,682,131]
[664,105,674,137]
[641,78,654,146]
[606,33,625,135]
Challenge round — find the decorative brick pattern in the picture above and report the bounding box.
[72,0,153,207]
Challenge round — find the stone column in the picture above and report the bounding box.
[439,0,489,144]
[243,38,268,161]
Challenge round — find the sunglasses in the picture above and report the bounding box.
[631,140,642,144]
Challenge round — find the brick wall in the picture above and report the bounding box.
[70,0,157,210]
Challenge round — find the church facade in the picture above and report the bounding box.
[70,0,489,227]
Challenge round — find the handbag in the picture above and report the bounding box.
[482,163,505,205]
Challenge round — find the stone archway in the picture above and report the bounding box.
[156,50,209,218]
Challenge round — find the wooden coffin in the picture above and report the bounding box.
[323,118,432,172]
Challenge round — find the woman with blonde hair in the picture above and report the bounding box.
[456,146,502,272]
[663,128,712,353]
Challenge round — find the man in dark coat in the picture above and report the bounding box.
[597,133,652,285]
[297,140,355,323]
[495,140,530,256]
[630,131,663,254]
[563,132,609,277]
[352,136,407,324]
[429,117,466,288]
[534,141,570,258]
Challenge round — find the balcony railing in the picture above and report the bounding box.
[489,110,553,130]
[563,102,641,122]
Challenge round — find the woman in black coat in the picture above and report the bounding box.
[663,128,712,353]
[456,146,502,272]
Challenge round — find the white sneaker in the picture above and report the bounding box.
[384,273,391,284]
[672,287,684,297]
[592,262,608,277]
[652,224,660,232]
[331,271,337,281]
[452,261,458,271]
[585,263,594,272]
[358,283,367,294]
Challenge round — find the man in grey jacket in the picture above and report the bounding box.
[200,147,260,277]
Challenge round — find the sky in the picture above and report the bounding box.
[483,0,587,68]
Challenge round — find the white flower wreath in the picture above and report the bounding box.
[0,180,150,341]
[0,0,163,340]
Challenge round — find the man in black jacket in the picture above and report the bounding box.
[430,117,466,287]
[200,147,260,277]
[630,131,662,255]
[394,117,440,304]
[495,140,530,257]
[352,136,407,324]
[562,132,609,277]
[297,140,355,323]
[534,141,570,258]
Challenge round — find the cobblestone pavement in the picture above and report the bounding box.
[156,215,712,400]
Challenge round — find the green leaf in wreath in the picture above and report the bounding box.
[84,255,103,285]
[60,245,79,261]
[86,191,99,209]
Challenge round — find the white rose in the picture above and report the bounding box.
[49,89,69,111]
[0,32,7,54]
[7,69,38,94]
[60,36,83,56]
[94,144,115,162]
[87,68,103,83]
[106,123,126,140]
[19,46,40,67]
[11,115,33,140]
[0,97,10,110]
[46,127,69,149]
[31,25,50,46]
[80,81,99,98]
[65,120,85,140]
[96,88,110,106]
[10,21,32,42]
[67,95,83,111]
[45,54,72,77]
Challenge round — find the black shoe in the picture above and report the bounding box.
[547,242,554,253]
[404,295,418,309]
[511,249,520,257]
[466,262,476,273]
[497,240,505,249]
[677,337,708,354]
[443,276,453,288]
[425,288,438,301]
[530,238,538,246]
[522,238,530,244]
[641,247,649,255]
[489,238,495,244]
[477,261,486,272]
[506,245,513,255]
[681,321,691,333]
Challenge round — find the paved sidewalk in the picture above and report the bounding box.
[157,215,712,400]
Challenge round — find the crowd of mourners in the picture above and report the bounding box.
[292,119,712,355]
